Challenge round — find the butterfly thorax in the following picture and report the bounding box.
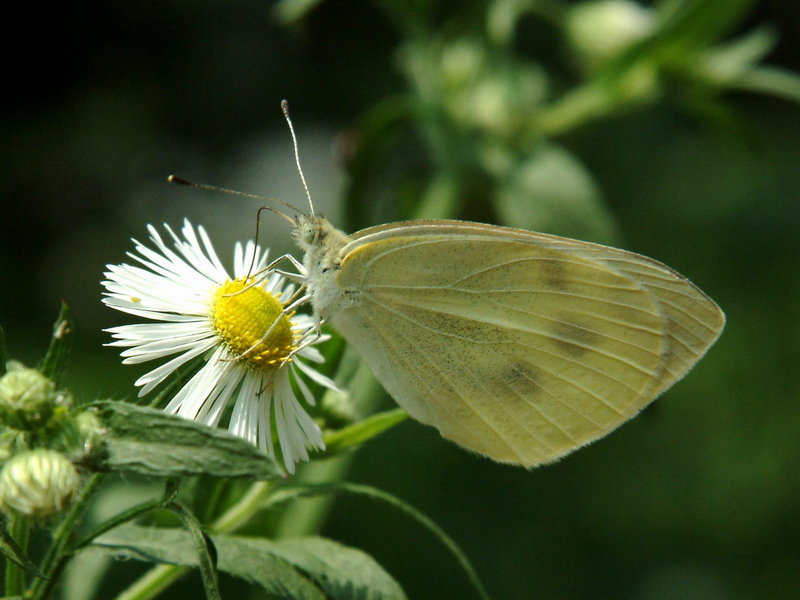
[294,215,349,321]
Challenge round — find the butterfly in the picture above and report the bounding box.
[294,212,724,467]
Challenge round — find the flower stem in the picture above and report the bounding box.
[29,473,105,600]
[209,480,272,533]
[4,514,31,595]
[274,361,386,538]
[113,564,189,600]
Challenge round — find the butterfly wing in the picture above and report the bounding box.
[328,220,724,466]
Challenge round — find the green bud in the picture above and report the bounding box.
[0,363,62,430]
[0,449,80,518]
[51,409,106,460]
[319,389,358,429]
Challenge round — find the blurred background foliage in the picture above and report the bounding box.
[2,0,800,598]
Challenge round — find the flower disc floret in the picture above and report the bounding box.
[212,279,296,370]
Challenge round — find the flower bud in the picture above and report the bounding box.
[0,450,80,517]
[51,409,106,460]
[319,389,357,429]
[567,0,653,68]
[0,363,59,430]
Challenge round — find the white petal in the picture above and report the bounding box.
[135,340,216,395]
[293,358,341,393]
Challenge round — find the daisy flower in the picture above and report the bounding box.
[101,220,338,473]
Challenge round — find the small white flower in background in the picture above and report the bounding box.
[567,0,654,67]
[101,220,338,473]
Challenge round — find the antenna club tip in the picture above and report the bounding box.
[167,175,191,186]
[281,99,290,114]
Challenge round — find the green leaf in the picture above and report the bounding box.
[321,408,408,457]
[93,524,407,599]
[265,483,491,600]
[71,478,178,553]
[654,0,756,49]
[696,26,776,85]
[342,96,415,230]
[732,66,800,105]
[274,0,325,24]
[0,519,46,580]
[38,302,73,385]
[88,401,284,479]
[260,536,407,600]
[93,524,323,599]
[594,0,757,86]
[493,143,619,244]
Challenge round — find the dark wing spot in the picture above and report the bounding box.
[542,259,569,291]
[552,318,601,357]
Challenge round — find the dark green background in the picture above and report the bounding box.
[2,1,799,599]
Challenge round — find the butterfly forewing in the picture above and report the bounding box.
[534,234,726,401]
[327,221,723,466]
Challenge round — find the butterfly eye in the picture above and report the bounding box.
[301,223,317,244]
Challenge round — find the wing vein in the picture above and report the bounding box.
[364,295,633,415]
[376,293,659,379]
[359,306,533,460]
[368,285,663,323]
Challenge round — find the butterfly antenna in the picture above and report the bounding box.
[281,99,315,217]
[167,175,301,219]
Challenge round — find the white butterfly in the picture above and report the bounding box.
[295,212,724,467]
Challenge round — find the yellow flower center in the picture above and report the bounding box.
[211,279,296,370]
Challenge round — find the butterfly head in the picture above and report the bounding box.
[293,213,349,320]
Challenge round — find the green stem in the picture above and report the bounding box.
[113,564,188,600]
[4,515,31,595]
[71,498,166,552]
[271,455,353,539]
[274,362,386,539]
[29,473,105,600]
[209,481,272,533]
[537,82,625,137]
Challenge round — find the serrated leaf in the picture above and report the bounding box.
[264,483,490,600]
[89,401,284,479]
[262,536,407,600]
[93,524,406,599]
[93,524,323,599]
[38,302,73,384]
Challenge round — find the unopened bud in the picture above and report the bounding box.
[0,450,80,517]
[52,410,106,460]
[567,0,653,68]
[0,364,59,430]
